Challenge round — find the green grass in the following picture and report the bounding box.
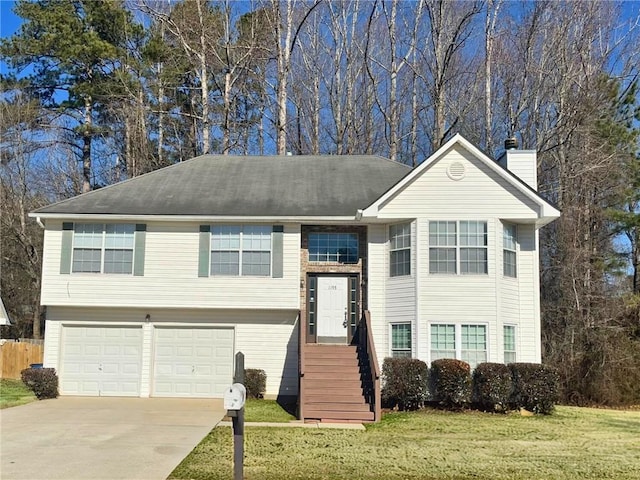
[0,378,36,409]
[243,399,296,423]
[170,406,640,480]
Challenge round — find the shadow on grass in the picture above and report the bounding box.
[276,396,298,417]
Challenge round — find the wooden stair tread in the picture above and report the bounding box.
[304,410,375,421]
[304,403,372,412]
[302,342,376,423]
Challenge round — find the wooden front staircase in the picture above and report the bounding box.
[301,344,375,422]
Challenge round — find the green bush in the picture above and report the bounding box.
[472,362,513,412]
[244,369,267,399]
[509,363,559,414]
[20,367,59,400]
[381,357,429,410]
[429,359,471,410]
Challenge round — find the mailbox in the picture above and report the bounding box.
[224,383,246,410]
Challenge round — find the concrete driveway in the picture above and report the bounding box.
[0,397,226,480]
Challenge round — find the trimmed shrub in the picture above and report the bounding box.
[381,357,429,410]
[20,367,59,400]
[509,363,559,414]
[244,369,267,399]
[429,359,471,410]
[472,362,513,412]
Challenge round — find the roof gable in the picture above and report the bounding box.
[362,134,560,226]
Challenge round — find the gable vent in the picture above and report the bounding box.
[447,162,466,181]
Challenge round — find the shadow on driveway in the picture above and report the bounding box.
[0,397,225,480]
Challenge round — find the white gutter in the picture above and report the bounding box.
[28,213,360,223]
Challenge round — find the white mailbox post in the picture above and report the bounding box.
[224,383,246,411]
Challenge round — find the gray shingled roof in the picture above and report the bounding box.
[34,155,412,217]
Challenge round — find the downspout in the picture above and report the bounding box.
[36,217,45,229]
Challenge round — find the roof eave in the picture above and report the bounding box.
[29,212,360,224]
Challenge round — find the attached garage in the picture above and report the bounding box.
[152,327,234,398]
[60,325,143,396]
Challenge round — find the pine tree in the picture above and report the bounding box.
[1,0,142,192]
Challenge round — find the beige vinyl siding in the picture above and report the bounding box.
[140,323,153,397]
[44,307,298,397]
[367,225,387,366]
[515,224,540,362]
[42,319,61,369]
[367,144,543,365]
[377,145,540,220]
[40,221,300,310]
[385,221,416,357]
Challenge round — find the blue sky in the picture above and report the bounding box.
[1,1,20,37]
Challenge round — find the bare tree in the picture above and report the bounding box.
[266,0,322,155]
[422,0,483,151]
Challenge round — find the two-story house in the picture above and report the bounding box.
[30,134,559,422]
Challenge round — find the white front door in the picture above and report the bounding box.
[316,276,349,344]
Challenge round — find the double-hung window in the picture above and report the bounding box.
[503,224,517,278]
[429,221,488,274]
[390,323,412,358]
[308,233,358,263]
[461,325,488,366]
[503,325,516,363]
[72,223,135,274]
[211,225,271,276]
[389,223,411,277]
[430,324,456,360]
[430,323,488,369]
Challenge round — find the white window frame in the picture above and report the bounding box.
[503,325,517,363]
[210,225,272,276]
[429,221,488,275]
[461,324,488,367]
[389,322,412,358]
[72,223,135,274]
[429,323,489,369]
[503,223,517,278]
[389,223,411,277]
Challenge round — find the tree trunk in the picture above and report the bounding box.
[82,97,92,192]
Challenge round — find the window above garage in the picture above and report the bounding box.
[60,222,146,276]
[198,224,284,279]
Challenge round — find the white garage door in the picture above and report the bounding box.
[152,327,234,398]
[61,325,142,396]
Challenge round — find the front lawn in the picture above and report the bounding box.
[243,399,296,423]
[0,378,36,409]
[170,406,640,480]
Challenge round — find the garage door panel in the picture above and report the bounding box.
[85,345,101,356]
[152,327,233,398]
[195,346,213,357]
[176,346,193,356]
[61,326,142,397]
[194,364,213,374]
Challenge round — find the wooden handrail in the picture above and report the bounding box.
[297,310,305,421]
[360,310,381,421]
